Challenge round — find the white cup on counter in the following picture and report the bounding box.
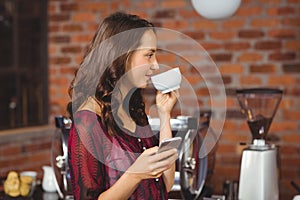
[19,171,37,196]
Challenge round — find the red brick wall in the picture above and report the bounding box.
[1,0,299,199]
[48,0,300,199]
[49,0,300,199]
[0,127,54,180]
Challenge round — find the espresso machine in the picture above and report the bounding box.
[149,114,210,199]
[236,88,282,200]
[52,116,73,199]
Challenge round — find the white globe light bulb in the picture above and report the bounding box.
[191,0,242,20]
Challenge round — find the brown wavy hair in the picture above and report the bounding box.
[67,12,154,136]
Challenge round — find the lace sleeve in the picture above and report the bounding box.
[68,111,107,200]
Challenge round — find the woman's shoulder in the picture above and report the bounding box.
[74,109,99,119]
[71,110,109,140]
[72,109,101,128]
[77,107,101,117]
[76,96,102,115]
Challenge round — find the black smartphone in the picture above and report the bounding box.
[157,137,182,154]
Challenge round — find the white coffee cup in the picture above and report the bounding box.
[20,171,37,196]
[151,67,182,94]
[293,195,300,200]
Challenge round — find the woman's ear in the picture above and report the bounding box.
[125,52,133,72]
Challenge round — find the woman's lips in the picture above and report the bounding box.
[146,75,152,80]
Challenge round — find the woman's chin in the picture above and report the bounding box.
[137,81,149,89]
[138,84,147,89]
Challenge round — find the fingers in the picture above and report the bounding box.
[146,153,177,179]
[171,89,180,99]
[156,92,169,106]
[156,89,179,98]
[149,158,177,177]
[155,148,178,159]
[144,146,159,154]
[143,148,178,170]
[144,147,177,163]
[153,148,178,167]
[127,148,177,180]
[156,90,179,104]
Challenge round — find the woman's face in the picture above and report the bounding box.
[126,30,159,88]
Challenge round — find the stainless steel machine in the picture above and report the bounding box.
[149,114,210,199]
[236,88,282,200]
[52,116,73,200]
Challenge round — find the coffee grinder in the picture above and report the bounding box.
[236,88,282,200]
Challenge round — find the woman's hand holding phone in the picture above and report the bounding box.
[126,138,180,181]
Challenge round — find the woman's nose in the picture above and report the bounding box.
[151,57,159,70]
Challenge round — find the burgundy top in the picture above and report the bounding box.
[68,110,168,200]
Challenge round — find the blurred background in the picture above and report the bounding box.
[0,0,299,199]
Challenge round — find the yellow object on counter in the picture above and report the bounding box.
[3,171,21,197]
[19,182,31,196]
[20,175,33,196]
[20,175,33,184]
[3,171,34,197]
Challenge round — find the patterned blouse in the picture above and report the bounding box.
[68,110,168,200]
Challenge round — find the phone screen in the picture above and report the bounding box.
[157,137,182,154]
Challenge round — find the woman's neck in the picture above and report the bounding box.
[117,84,137,133]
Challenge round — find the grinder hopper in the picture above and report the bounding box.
[236,88,282,145]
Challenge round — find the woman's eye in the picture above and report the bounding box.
[146,53,154,59]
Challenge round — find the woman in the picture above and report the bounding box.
[67,12,179,200]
